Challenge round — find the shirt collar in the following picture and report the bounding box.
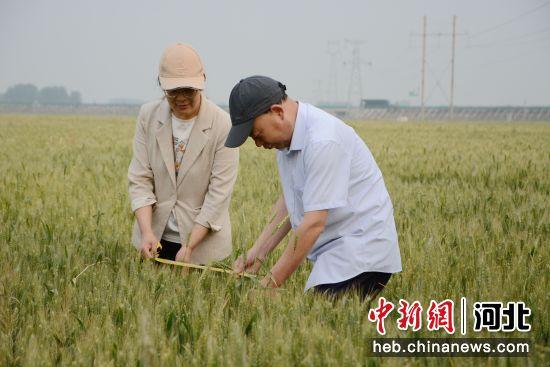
[287,101,307,152]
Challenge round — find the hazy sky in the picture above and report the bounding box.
[1,0,549,106]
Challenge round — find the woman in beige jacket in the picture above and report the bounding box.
[128,43,239,266]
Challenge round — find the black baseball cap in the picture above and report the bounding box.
[225,75,287,148]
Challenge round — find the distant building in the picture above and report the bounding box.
[108,98,144,105]
[361,99,390,109]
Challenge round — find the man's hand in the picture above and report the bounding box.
[233,248,264,275]
[175,245,193,275]
[139,232,159,259]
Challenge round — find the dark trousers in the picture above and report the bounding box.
[314,272,392,301]
[158,239,182,261]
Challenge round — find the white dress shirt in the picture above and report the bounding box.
[276,102,402,291]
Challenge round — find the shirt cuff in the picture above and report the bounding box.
[131,197,157,212]
[194,215,222,232]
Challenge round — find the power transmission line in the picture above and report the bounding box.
[466,26,550,48]
[343,39,371,109]
[412,16,465,119]
[460,43,550,69]
[470,0,550,38]
[425,61,451,105]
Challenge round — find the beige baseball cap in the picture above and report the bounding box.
[158,43,206,90]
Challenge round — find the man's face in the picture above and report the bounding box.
[250,109,290,150]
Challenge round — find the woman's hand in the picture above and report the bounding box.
[139,231,159,259]
[174,224,209,275]
[175,245,193,275]
[233,248,264,275]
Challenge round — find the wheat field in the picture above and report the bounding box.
[0,114,548,366]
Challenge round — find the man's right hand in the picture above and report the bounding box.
[140,232,160,259]
[233,249,264,274]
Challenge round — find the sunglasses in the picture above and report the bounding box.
[164,88,199,100]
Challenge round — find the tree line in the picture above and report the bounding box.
[0,84,81,105]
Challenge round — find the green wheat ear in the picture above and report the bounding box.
[292,233,300,252]
[209,259,233,270]
[267,210,279,236]
[276,215,289,230]
[269,214,289,237]
[267,208,277,224]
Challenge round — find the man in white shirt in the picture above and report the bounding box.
[225,76,402,299]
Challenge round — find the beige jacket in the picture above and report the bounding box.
[128,96,239,263]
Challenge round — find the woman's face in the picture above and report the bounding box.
[165,88,201,119]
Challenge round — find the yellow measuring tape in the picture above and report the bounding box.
[151,242,256,279]
[152,257,256,279]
